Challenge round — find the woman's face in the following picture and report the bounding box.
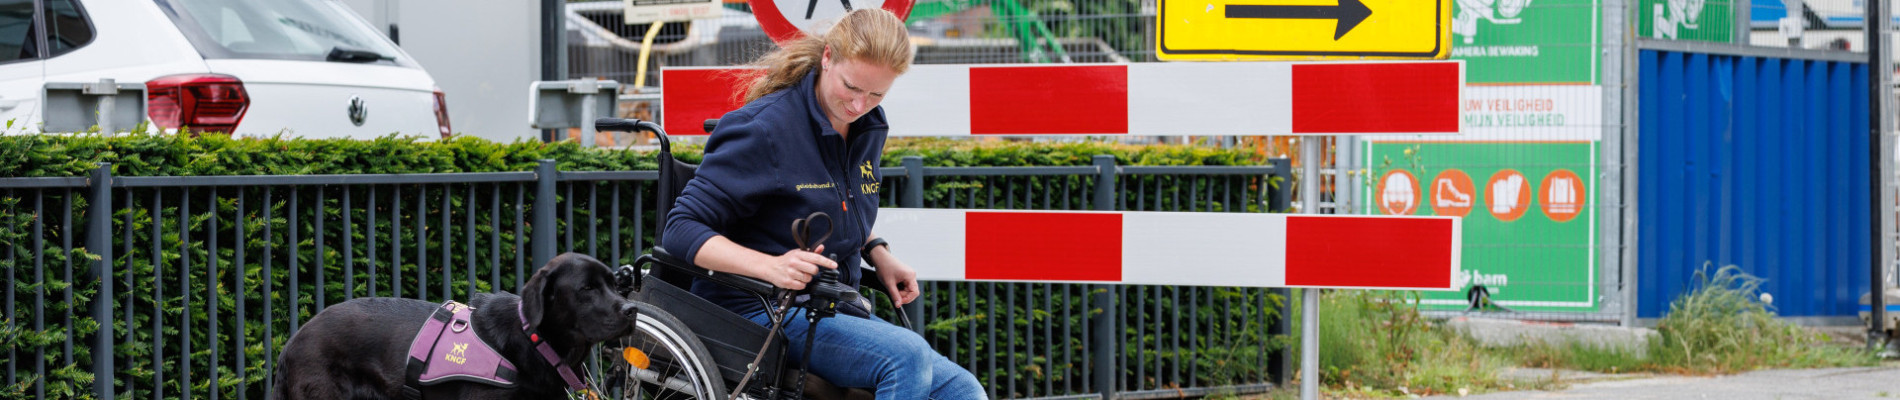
[817,49,900,131]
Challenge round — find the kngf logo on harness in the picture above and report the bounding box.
[446,342,470,365]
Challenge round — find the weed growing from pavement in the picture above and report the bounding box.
[1645,265,1877,374]
[1314,290,1518,397]
[1506,265,1875,376]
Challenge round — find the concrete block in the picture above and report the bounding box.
[1445,316,1656,355]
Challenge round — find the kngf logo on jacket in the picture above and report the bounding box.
[859,161,880,194]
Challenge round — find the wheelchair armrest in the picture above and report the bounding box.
[856,264,915,331]
[857,264,895,297]
[637,248,779,299]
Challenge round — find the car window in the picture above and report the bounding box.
[157,0,410,66]
[0,0,35,62]
[46,0,94,57]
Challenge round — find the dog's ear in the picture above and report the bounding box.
[521,261,557,332]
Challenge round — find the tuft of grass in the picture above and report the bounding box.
[1501,265,1874,376]
[1315,290,1515,397]
[1509,340,1649,373]
[1647,265,1877,374]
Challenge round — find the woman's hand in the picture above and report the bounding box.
[767,244,836,290]
[869,246,921,305]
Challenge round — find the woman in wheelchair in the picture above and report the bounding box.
[656,8,985,400]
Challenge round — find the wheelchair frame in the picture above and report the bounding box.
[596,117,914,400]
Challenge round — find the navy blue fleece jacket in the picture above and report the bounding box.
[660,71,887,317]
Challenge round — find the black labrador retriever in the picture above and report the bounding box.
[271,252,635,400]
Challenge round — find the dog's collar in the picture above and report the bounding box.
[518,303,590,393]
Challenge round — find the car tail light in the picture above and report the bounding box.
[147,74,249,135]
[433,86,452,138]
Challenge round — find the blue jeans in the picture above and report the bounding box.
[745,308,986,400]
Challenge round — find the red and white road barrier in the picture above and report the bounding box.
[662,61,1463,137]
[876,209,1461,290]
[660,61,1467,290]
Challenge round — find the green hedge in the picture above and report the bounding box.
[1,132,1281,399]
[0,134,1267,178]
[0,132,656,177]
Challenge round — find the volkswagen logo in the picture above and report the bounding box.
[347,95,368,126]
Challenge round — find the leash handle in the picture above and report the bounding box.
[790,211,833,252]
[790,212,857,305]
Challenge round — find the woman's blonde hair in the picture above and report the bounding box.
[741,8,912,103]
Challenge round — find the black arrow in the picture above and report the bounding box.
[1225,0,1373,40]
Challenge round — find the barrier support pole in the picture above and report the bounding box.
[1298,138,1324,400]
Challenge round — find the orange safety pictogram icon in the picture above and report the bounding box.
[1485,169,1529,222]
[1540,169,1585,222]
[1430,169,1475,217]
[1377,169,1419,215]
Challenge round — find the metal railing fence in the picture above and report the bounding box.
[1,156,1290,400]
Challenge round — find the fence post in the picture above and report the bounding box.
[1266,158,1294,387]
[902,157,925,209]
[534,160,558,270]
[87,162,114,398]
[901,156,927,335]
[1090,155,1118,398]
[1268,158,1293,213]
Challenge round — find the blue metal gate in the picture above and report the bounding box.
[1636,46,1872,318]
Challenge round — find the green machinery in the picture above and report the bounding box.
[904,0,1075,63]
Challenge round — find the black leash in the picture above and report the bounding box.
[728,291,795,400]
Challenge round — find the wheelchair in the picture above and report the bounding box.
[593,117,914,400]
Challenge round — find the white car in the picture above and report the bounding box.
[2,0,449,138]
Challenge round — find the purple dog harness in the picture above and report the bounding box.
[403,301,518,394]
[400,301,591,398]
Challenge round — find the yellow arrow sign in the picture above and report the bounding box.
[1157,0,1451,60]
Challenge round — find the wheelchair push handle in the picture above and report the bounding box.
[593,117,661,134]
[594,117,675,153]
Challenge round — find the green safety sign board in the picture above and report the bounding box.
[1449,0,1600,84]
[1364,142,1599,312]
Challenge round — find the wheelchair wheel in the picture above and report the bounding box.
[609,303,728,400]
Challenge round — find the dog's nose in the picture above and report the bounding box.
[619,302,638,316]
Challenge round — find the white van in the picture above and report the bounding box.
[3,0,450,138]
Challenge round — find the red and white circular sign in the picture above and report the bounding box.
[747,0,915,45]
